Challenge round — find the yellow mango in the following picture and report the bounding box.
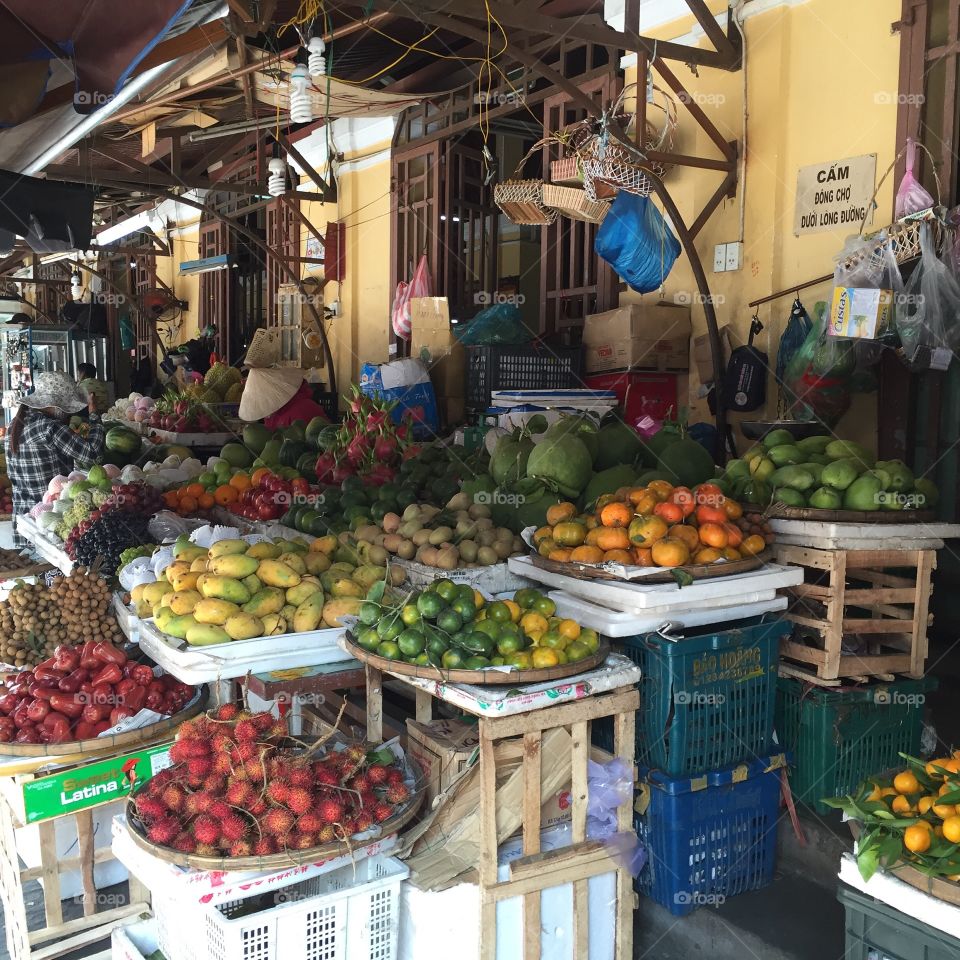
[208,539,249,559]
[260,614,288,636]
[351,564,386,591]
[246,541,281,560]
[209,554,260,579]
[185,623,231,646]
[200,576,251,604]
[322,598,362,628]
[330,578,363,599]
[193,598,241,625]
[174,544,209,563]
[257,559,301,588]
[224,613,265,641]
[153,605,175,631]
[171,570,201,593]
[165,614,199,640]
[310,535,338,555]
[243,587,286,617]
[242,574,262,595]
[304,552,331,575]
[169,589,202,615]
[190,557,208,572]
[143,581,170,606]
[280,604,297,620]
[131,582,149,604]
[276,551,307,575]
[286,578,322,606]
[134,598,153,619]
[293,592,325,632]
[164,561,191,585]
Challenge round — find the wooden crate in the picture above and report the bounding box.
[364,664,639,960]
[772,544,935,685]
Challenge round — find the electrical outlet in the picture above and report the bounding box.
[713,244,727,272]
[725,242,743,271]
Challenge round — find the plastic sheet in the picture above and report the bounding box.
[587,757,645,876]
[895,138,936,219]
[455,304,531,346]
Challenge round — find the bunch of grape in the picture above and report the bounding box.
[67,512,153,576]
[56,494,93,541]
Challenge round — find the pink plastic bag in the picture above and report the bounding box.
[391,254,432,340]
[895,138,935,219]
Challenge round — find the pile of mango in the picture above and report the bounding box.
[131,536,403,645]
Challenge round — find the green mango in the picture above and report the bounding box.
[875,460,914,493]
[843,474,883,511]
[772,487,807,507]
[821,459,859,491]
[795,435,832,454]
[767,444,803,467]
[913,477,939,508]
[798,462,825,483]
[769,465,816,492]
[824,439,872,467]
[808,486,842,510]
[763,428,796,449]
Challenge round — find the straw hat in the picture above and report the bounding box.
[20,371,87,415]
[238,367,304,421]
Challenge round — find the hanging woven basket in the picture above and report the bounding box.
[542,184,610,224]
[493,179,557,225]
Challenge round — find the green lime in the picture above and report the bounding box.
[497,622,522,642]
[426,636,449,657]
[514,588,538,609]
[466,632,494,657]
[435,579,458,602]
[358,601,380,625]
[579,628,600,653]
[566,640,589,662]
[540,630,566,650]
[451,597,476,622]
[497,634,524,656]
[474,619,500,639]
[413,652,431,666]
[490,655,506,666]
[376,615,403,641]
[463,655,491,670]
[436,609,463,634]
[487,601,511,623]
[456,583,477,604]
[377,640,401,660]
[400,604,421,626]
[533,596,556,617]
[441,649,465,668]
[416,592,443,619]
[355,627,381,652]
[397,629,426,657]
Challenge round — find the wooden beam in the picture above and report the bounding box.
[688,164,737,239]
[226,0,255,20]
[135,20,233,74]
[683,0,739,60]
[274,133,334,201]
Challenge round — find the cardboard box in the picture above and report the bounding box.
[406,718,480,808]
[410,297,466,398]
[582,303,691,372]
[693,323,740,384]
[828,286,894,339]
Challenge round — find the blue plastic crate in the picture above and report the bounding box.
[592,617,787,777]
[634,753,785,915]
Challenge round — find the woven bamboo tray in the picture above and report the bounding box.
[526,549,771,583]
[542,184,610,224]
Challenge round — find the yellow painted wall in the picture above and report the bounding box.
[624,0,902,453]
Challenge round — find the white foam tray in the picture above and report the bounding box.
[507,556,803,612]
[137,620,352,684]
[392,557,534,594]
[770,518,960,550]
[17,515,73,574]
[549,591,788,636]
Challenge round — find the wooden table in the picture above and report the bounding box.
[363,663,640,960]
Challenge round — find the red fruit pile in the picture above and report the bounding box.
[0,643,193,744]
[131,706,412,857]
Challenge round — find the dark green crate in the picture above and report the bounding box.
[840,884,960,960]
[776,676,936,815]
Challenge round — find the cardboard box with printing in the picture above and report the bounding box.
[582,302,691,373]
[410,297,466,398]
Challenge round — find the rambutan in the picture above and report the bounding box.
[313,766,339,787]
[210,800,232,821]
[266,718,288,740]
[285,787,314,815]
[214,703,241,721]
[366,764,389,786]
[318,798,344,824]
[180,717,213,740]
[349,773,371,793]
[251,712,274,733]
[233,719,258,743]
[146,817,179,845]
[203,775,226,795]
[297,812,324,834]
[266,779,291,805]
[291,833,316,850]
[345,745,366,764]
[134,796,166,822]
[172,831,196,853]
[358,791,377,811]
[187,756,212,780]
[161,784,186,812]
[233,741,259,763]
[184,793,203,816]
[287,766,313,789]
[229,840,253,857]
[372,802,394,823]
[355,813,374,832]
[211,733,235,753]
[195,843,218,857]
[386,768,404,786]
[169,740,195,764]
[151,768,175,789]
[318,824,335,843]
[262,807,295,836]
[221,813,249,842]
[385,783,410,804]
[212,752,234,776]
[192,815,221,846]
[339,818,358,837]
[267,756,290,779]
[224,780,254,807]
[252,837,275,856]
[249,797,268,817]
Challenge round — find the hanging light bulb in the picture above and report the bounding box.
[289,64,312,124]
[267,158,287,197]
[308,37,327,79]
[70,268,84,301]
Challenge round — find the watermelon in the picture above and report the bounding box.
[104,426,141,456]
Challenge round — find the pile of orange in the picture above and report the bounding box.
[533,480,771,568]
[160,468,279,517]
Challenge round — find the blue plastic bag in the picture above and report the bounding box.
[455,303,531,346]
[594,192,681,293]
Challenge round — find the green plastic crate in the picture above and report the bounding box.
[840,884,960,960]
[775,676,936,814]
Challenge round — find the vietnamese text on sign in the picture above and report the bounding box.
[794,154,877,236]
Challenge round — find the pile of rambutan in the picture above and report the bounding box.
[130,704,412,859]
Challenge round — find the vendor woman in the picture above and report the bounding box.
[6,372,104,548]
[239,367,327,429]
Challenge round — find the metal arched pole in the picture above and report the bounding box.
[152,189,337,396]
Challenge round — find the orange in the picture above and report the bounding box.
[668,524,701,552]
[694,483,726,506]
[927,758,955,777]
[904,824,932,853]
[613,486,634,501]
[546,502,577,526]
[596,527,630,552]
[891,795,913,815]
[894,770,921,795]
[651,537,691,568]
[603,549,635,564]
[178,495,199,514]
[646,480,674,502]
[553,522,587,547]
[943,759,960,775]
[198,493,215,510]
[531,648,560,669]
[162,490,180,509]
[251,467,272,487]
[214,484,238,505]
[940,783,955,798]
[521,612,549,635]
[600,502,633,528]
[943,816,960,844]
[696,504,728,526]
[694,547,723,564]
[740,534,767,556]
[698,522,729,549]
[723,522,744,548]
[880,787,898,798]
[538,539,558,557]
[547,548,573,563]
[668,487,695,517]
[723,499,744,520]
[570,545,604,564]
[584,515,600,530]
[533,526,554,547]
[558,619,581,640]
[229,473,251,492]
[633,547,655,567]
[584,528,604,547]
[918,796,936,815]
[185,482,205,499]
[653,501,684,524]
[933,803,957,819]
[503,600,522,623]
[628,515,668,548]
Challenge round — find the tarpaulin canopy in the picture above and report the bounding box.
[0,169,94,251]
[0,0,193,126]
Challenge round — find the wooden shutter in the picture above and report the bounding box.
[199,218,231,359]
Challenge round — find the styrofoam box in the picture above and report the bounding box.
[550,590,788,636]
[112,917,158,960]
[398,824,615,960]
[393,557,534,594]
[17,798,127,900]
